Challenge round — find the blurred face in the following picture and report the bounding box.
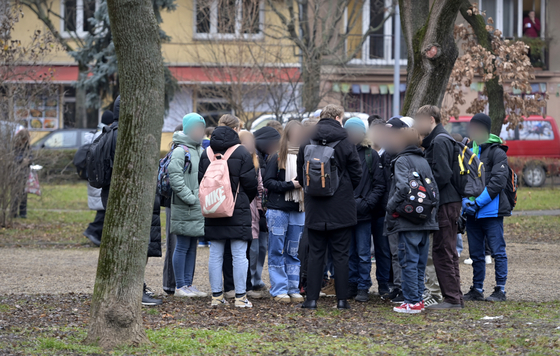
[414,114,434,137]
[267,141,280,155]
[384,128,408,154]
[369,124,387,148]
[240,134,256,154]
[188,123,206,142]
[347,128,365,145]
[468,122,489,144]
[288,126,303,146]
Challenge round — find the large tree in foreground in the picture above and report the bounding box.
[399,0,462,116]
[84,0,165,349]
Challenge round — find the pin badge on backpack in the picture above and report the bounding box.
[410,180,418,188]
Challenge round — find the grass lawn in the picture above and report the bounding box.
[515,186,560,211]
[1,295,560,355]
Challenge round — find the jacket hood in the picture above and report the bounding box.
[113,95,120,121]
[421,123,447,149]
[210,126,241,151]
[254,126,280,154]
[397,145,425,158]
[357,137,372,148]
[173,131,200,147]
[473,134,508,154]
[311,118,348,144]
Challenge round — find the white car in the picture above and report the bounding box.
[250,112,370,132]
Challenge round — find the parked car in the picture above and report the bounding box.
[250,112,370,132]
[32,129,93,150]
[445,115,560,187]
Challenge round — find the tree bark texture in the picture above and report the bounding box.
[301,54,322,113]
[459,0,506,136]
[85,0,165,349]
[400,0,462,116]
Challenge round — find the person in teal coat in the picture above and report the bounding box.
[170,113,207,298]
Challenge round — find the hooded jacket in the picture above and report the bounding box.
[384,146,440,234]
[169,131,204,237]
[296,118,362,231]
[85,123,107,211]
[198,126,258,241]
[466,135,511,218]
[354,141,386,222]
[254,126,281,173]
[421,123,462,206]
[262,153,299,212]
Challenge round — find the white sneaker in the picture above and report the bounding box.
[273,294,291,303]
[289,293,304,302]
[485,255,493,264]
[235,295,253,308]
[175,286,197,297]
[247,290,263,299]
[464,258,473,265]
[188,285,207,297]
[224,290,236,299]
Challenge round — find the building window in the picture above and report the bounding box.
[194,0,264,39]
[61,0,99,38]
[348,0,406,66]
[479,0,545,39]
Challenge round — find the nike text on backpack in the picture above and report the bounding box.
[73,143,92,180]
[504,165,518,210]
[199,144,240,218]
[437,133,486,198]
[303,139,341,197]
[393,157,438,224]
[86,123,118,189]
[157,144,191,199]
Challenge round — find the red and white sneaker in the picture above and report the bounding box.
[420,301,425,310]
[393,302,423,314]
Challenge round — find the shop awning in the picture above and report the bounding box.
[3,66,80,83]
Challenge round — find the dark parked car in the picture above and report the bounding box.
[32,129,93,150]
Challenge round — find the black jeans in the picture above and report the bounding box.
[223,239,253,293]
[306,227,352,301]
[84,210,105,241]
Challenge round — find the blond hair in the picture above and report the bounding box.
[416,105,441,124]
[278,120,302,170]
[238,130,259,171]
[319,104,344,121]
[218,114,240,130]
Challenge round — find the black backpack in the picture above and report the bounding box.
[73,143,92,180]
[87,123,118,189]
[303,139,341,197]
[504,165,518,210]
[394,157,438,224]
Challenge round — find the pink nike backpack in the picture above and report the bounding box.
[199,144,240,218]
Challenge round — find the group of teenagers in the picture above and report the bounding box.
[85,97,511,314]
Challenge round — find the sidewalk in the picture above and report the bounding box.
[512,209,560,216]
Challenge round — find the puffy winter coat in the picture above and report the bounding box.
[198,126,258,241]
[86,124,106,211]
[263,153,299,212]
[354,142,386,222]
[384,146,440,234]
[169,131,204,237]
[296,118,362,231]
[148,194,162,258]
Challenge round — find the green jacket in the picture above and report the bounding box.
[169,131,204,237]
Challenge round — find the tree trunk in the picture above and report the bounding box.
[84,0,165,350]
[75,65,88,128]
[459,0,506,136]
[400,0,462,116]
[301,54,322,113]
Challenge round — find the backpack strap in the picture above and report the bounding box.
[221,144,240,161]
[207,144,240,162]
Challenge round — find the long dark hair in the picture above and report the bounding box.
[278,120,302,170]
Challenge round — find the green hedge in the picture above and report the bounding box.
[33,149,82,184]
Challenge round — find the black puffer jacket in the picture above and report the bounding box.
[148,194,162,257]
[422,123,462,206]
[296,118,362,231]
[354,143,386,222]
[384,146,440,234]
[372,151,393,218]
[263,153,299,212]
[199,126,258,242]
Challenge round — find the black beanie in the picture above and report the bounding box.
[101,110,114,125]
[470,113,492,133]
[254,126,281,154]
[113,95,121,120]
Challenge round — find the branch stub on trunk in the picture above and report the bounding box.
[423,44,441,59]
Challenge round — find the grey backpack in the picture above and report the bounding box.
[303,139,341,197]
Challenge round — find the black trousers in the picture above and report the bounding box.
[298,227,309,291]
[307,227,352,301]
[84,210,105,240]
[223,239,253,293]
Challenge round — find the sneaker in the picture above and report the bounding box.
[382,288,400,301]
[175,286,197,297]
[355,289,369,302]
[188,285,207,297]
[391,290,404,303]
[198,241,209,247]
[142,292,163,306]
[235,295,253,308]
[423,295,439,308]
[247,290,263,299]
[393,302,422,314]
[485,255,493,264]
[83,232,101,247]
[426,301,463,310]
[224,290,236,299]
[371,256,376,263]
[463,286,485,301]
[143,283,155,298]
[273,294,291,303]
[485,287,506,302]
[289,293,304,303]
[211,294,229,307]
[321,279,336,297]
[464,258,473,265]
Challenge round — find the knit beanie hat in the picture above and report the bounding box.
[344,117,367,134]
[183,113,206,134]
[101,110,114,125]
[470,113,492,133]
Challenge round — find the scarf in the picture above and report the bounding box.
[285,145,304,211]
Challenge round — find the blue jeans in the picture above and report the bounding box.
[398,230,430,304]
[172,235,198,289]
[250,231,268,288]
[372,216,391,288]
[457,234,464,257]
[466,216,508,290]
[349,220,373,290]
[266,209,304,296]
[209,239,248,295]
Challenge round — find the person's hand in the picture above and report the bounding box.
[292,179,301,189]
[464,200,479,216]
[529,12,535,21]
